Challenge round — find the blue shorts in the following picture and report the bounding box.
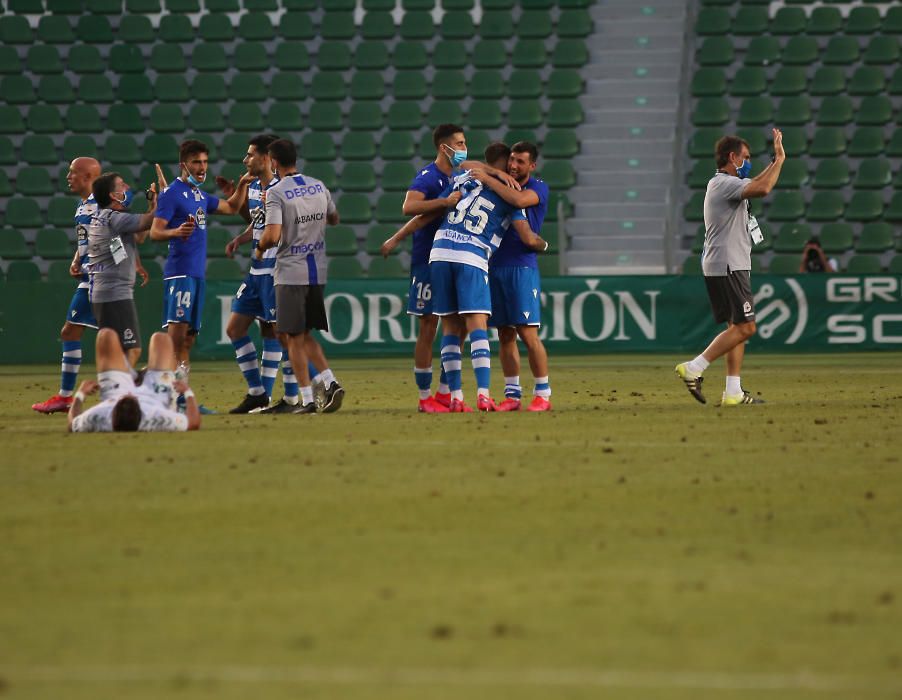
[162,276,205,332]
[406,263,433,316]
[231,272,276,323]
[489,266,542,328]
[66,287,97,328]
[430,261,492,317]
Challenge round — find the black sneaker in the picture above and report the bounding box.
[134,367,147,386]
[229,392,270,414]
[259,398,299,414]
[674,362,706,405]
[292,402,317,414]
[321,381,345,413]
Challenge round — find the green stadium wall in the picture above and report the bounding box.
[1,275,901,364]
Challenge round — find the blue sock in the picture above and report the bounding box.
[470,329,491,396]
[440,335,462,400]
[261,338,282,398]
[414,367,432,400]
[308,361,320,382]
[60,340,82,397]
[281,351,299,399]
[232,335,264,396]
[534,376,551,398]
[504,376,522,399]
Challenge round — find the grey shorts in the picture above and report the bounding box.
[275,284,328,335]
[704,269,756,325]
[93,299,142,350]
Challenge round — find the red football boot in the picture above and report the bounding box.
[432,391,452,408]
[495,397,522,412]
[476,395,498,412]
[418,397,450,413]
[32,393,73,414]
[449,398,473,413]
[527,396,552,412]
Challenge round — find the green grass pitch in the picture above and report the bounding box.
[1,353,901,699]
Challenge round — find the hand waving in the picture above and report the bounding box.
[773,128,785,161]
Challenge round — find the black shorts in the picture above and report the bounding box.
[275,284,328,335]
[704,270,756,325]
[93,299,142,350]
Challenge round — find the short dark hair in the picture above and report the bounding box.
[112,395,142,432]
[714,135,750,168]
[484,142,511,165]
[92,171,121,208]
[432,123,465,149]
[511,141,539,163]
[268,139,297,167]
[179,139,209,163]
[248,133,280,155]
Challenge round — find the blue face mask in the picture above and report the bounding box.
[112,188,134,208]
[736,159,752,179]
[444,145,467,168]
[186,173,204,187]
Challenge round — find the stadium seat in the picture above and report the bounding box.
[150,44,185,72]
[743,36,779,66]
[0,229,32,259]
[778,126,807,155]
[192,75,227,103]
[154,75,190,103]
[35,228,71,259]
[681,254,702,275]
[159,14,192,42]
[364,226,395,255]
[544,130,580,159]
[541,161,576,189]
[809,127,846,157]
[22,135,57,165]
[856,96,893,126]
[728,67,764,97]
[775,160,807,189]
[235,43,269,72]
[1,76,36,104]
[0,137,15,166]
[393,42,428,70]
[189,103,225,132]
[6,261,42,282]
[312,72,347,101]
[105,134,141,164]
[109,43,145,74]
[848,66,885,96]
[887,193,902,222]
[683,192,705,221]
[300,133,336,162]
[887,131,902,158]
[387,102,422,130]
[192,43,228,73]
[394,72,428,100]
[432,41,468,70]
[17,167,54,196]
[76,14,114,43]
[126,0,161,10]
[472,41,507,69]
[855,159,891,189]
[204,228,231,259]
[773,223,812,253]
[733,5,768,35]
[37,75,75,105]
[6,198,43,228]
[272,72,306,101]
[375,193,406,223]
[341,163,377,192]
[317,42,351,71]
[770,6,805,35]
[856,223,894,253]
[328,257,365,279]
[0,16,34,44]
[269,102,303,131]
[806,192,844,222]
[807,6,842,35]
[812,159,850,189]
[367,256,407,278]
[340,132,376,161]
[229,104,263,132]
[362,11,395,40]
[239,13,275,41]
[885,6,902,34]
[27,45,64,75]
[767,254,800,275]
[846,6,881,35]
[107,104,144,133]
[809,66,845,97]
[327,226,358,256]
[768,192,804,221]
[433,70,469,100]
[380,133,415,161]
[697,36,733,66]
[847,128,884,158]
[348,103,383,131]
[142,134,178,163]
[118,74,154,103]
[737,97,772,126]
[512,40,546,68]
[845,255,882,274]
[353,41,389,71]
[46,259,75,283]
[817,96,853,126]
[337,194,372,224]
[845,192,883,222]
[819,223,853,253]
[275,13,312,42]
[692,98,729,126]
[427,100,464,126]
[823,36,859,65]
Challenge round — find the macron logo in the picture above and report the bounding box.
[421,169,429,176]
[524,311,530,319]
[182,192,188,198]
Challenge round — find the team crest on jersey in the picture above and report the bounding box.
[249,206,265,227]
[194,207,206,228]
[124,328,134,340]
[77,224,88,243]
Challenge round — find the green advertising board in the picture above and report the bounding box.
[1,275,900,364]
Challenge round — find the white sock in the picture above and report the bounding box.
[438,381,450,395]
[726,376,742,395]
[477,387,490,398]
[284,395,299,406]
[320,368,335,386]
[687,354,710,374]
[300,386,314,405]
[451,389,463,401]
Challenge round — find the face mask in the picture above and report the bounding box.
[443,145,467,168]
[183,163,205,187]
[112,189,133,208]
[736,158,752,179]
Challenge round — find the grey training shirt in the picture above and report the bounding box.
[265,173,336,286]
[87,208,144,302]
[701,172,753,276]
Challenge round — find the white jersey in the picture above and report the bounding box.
[71,396,188,432]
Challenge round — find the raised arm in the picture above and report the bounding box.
[742,128,786,199]
[215,173,254,215]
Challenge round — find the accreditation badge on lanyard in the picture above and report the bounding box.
[109,235,128,264]
[746,201,764,245]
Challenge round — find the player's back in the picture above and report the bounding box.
[429,173,525,271]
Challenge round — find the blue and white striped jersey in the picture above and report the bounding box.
[248,175,279,275]
[75,195,98,289]
[428,171,527,272]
